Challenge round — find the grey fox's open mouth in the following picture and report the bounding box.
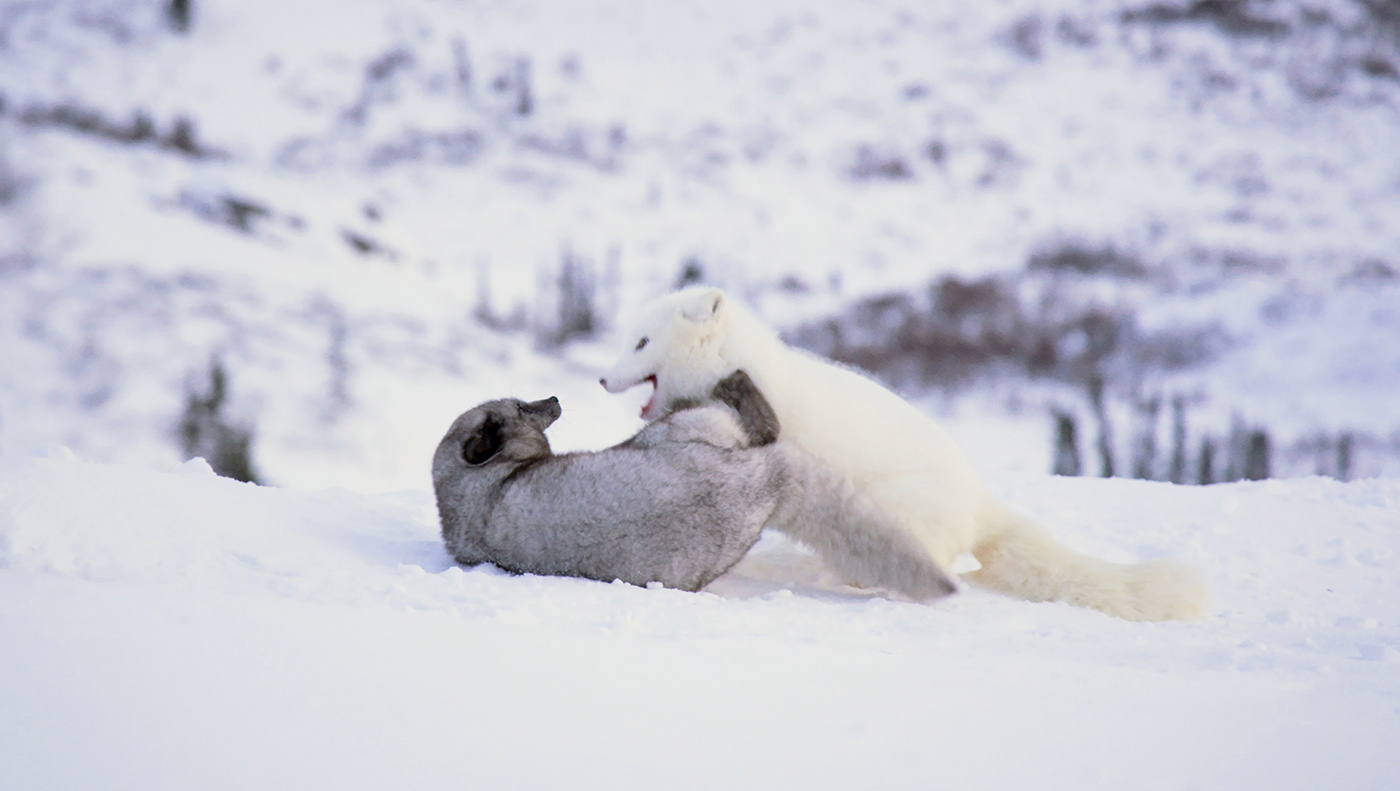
[639,375,659,419]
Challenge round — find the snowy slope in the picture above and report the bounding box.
[2,452,1398,790]
[2,0,1399,488]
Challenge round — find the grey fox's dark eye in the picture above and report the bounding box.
[635,337,649,351]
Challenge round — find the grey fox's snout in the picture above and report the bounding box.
[522,396,561,430]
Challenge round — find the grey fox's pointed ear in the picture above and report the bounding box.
[681,288,724,324]
[462,415,505,465]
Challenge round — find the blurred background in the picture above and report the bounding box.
[0,0,1397,492]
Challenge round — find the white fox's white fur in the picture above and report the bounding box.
[602,287,1209,621]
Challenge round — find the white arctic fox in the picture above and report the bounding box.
[601,287,1208,621]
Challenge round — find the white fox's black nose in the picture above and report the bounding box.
[599,377,608,389]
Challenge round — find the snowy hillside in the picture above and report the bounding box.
[2,0,1399,487]
[2,453,1399,789]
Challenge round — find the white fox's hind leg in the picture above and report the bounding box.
[859,474,984,572]
[768,449,958,602]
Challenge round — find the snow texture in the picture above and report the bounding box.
[2,453,1398,789]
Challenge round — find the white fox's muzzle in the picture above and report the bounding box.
[600,373,660,419]
[599,375,637,394]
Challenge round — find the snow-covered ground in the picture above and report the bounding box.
[2,452,1398,789]
[2,1,1399,787]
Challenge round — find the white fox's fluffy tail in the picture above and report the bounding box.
[967,503,1209,621]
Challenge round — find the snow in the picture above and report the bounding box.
[3,0,1400,786]
[2,452,1399,789]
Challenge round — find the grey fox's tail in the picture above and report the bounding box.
[968,502,1208,621]
[768,446,958,602]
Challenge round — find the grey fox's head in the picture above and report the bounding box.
[433,397,561,478]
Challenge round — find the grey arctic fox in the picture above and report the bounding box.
[432,370,958,599]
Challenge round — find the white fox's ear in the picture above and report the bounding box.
[680,288,725,325]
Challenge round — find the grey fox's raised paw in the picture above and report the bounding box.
[711,370,780,446]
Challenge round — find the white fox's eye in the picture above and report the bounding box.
[635,337,649,351]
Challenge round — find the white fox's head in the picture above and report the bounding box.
[600,287,735,421]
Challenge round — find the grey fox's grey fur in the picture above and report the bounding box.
[432,371,957,599]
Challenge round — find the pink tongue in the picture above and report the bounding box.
[640,376,658,418]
